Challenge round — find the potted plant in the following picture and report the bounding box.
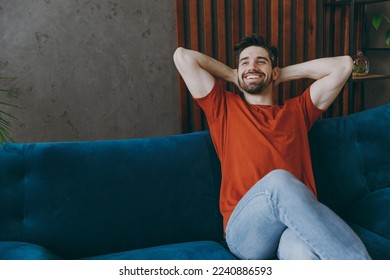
[0,6,17,143]
[0,76,17,143]
[372,13,390,47]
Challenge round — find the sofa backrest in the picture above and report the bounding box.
[0,131,223,259]
[309,104,390,215]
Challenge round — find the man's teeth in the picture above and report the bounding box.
[246,75,262,79]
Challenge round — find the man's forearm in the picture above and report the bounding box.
[174,47,237,84]
[276,56,353,84]
[275,56,353,110]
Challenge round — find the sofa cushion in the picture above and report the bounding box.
[348,223,390,260]
[343,188,390,239]
[0,145,25,241]
[83,241,236,260]
[310,104,390,215]
[343,186,390,260]
[6,131,223,259]
[0,241,61,260]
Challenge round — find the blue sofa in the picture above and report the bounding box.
[1,104,389,260]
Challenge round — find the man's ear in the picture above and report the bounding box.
[272,67,280,81]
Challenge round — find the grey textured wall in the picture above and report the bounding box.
[0,0,180,142]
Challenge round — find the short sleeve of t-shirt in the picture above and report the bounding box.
[194,80,227,123]
[296,87,326,130]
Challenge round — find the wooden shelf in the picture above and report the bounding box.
[324,0,388,7]
[352,74,390,81]
[365,48,390,51]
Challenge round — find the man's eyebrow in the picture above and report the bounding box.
[257,56,270,61]
[239,56,270,63]
[239,56,249,63]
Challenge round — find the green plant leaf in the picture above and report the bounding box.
[0,100,18,108]
[0,88,18,95]
[372,13,384,30]
[386,29,390,47]
[0,119,14,143]
[0,118,11,128]
[0,76,16,80]
[0,129,13,143]
[1,75,18,142]
[0,109,16,119]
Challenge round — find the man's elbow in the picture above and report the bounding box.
[173,47,184,65]
[173,47,193,71]
[174,47,193,63]
[341,55,354,76]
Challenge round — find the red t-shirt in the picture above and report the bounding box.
[195,80,325,230]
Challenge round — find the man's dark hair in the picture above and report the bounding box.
[233,34,278,68]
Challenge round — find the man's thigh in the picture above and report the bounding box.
[225,181,286,259]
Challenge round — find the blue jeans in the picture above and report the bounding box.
[225,169,371,260]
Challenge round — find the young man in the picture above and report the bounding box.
[173,34,371,260]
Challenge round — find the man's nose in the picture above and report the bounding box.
[248,60,257,70]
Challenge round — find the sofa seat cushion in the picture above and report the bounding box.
[343,187,390,260]
[348,223,390,260]
[83,241,236,260]
[0,241,61,260]
[343,188,390,239]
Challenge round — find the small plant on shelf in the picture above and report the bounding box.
[352,51,370,76]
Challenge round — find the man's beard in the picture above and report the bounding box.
[238,71,273,94]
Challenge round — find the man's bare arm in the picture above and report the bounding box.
[275,56,353,110]
[173,47,237,99]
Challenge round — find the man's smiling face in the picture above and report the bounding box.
[237,46,275,95]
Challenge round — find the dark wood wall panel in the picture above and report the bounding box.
[324,1,366,117]
[176,0,354,133]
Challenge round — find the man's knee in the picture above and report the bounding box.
[254,169,315,204]
[260,169,305,194]
[262,169,295,184]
